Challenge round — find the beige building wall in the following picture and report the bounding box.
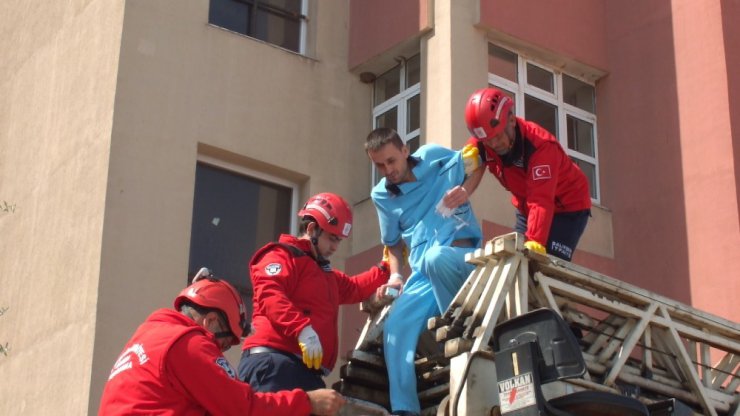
[2,0,373,414]
[90,0,375,412]
[2,0,738,414]
[0,1,124,415]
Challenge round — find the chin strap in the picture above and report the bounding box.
[308,227,332,269]
[310,227,321,249]
[213,331,233,339]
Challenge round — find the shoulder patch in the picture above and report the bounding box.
[532,165,552,180]
[215,357,236,379]
[265,263,283,275]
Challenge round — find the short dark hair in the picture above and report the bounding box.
[179,300,218,318]
[365,127,404,152]
[179,301,231,331]
[298,217,315,235]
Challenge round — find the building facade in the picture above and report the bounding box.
[0,0,737,414]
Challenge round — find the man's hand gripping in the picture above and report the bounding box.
[298,325,323,370]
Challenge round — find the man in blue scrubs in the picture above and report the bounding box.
[365,127,482,416]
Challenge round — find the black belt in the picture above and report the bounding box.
[248,346,285,355]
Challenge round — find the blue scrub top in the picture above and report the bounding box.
[371,144,483,272]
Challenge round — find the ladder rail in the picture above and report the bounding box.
[338,233,740,416]
[443,233,739,416]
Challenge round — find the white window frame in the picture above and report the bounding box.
[370,56,421,186]
[298,0,308,54]
[488,49,601,203]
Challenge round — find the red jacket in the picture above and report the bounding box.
[469,118,591,245]
[99,309,311,416]
[243,234,388,372]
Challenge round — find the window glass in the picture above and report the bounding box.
[371,55,421,185]
[488,44,518,82]
[563,74,595,112]
[406,136,420,155]
[254,8,301,52]
[189,163,292,308]
[209,0,306,54]
[375,108,398,130]
[567,116,594,157]
[489,45,600,202]
[374,66,401,105]
[209,0,248,34]
[264,0,302,13]
[573,158,597,199]
[407,95,420,133]
[525,94,557,136]
[406,54,421,87]
[527,63,554,93]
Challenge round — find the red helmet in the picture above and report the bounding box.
[465,87,514,141]
[298,192,353,238]
[174,268,248,346]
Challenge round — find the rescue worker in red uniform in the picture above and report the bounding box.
[238,192,390,392]
[99,269,345,416]
[461,87,591,261]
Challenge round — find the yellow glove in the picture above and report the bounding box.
[462,143,481,175]
[524,240,546,255]
[382,245,408,267]
[298,325,323,370]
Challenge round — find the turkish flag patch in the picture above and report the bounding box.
[532,165,551,180]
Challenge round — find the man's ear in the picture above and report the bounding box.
[306,221,319,236]
[401,144,410,159]
[191,311,209,329]
[203,311,218,327]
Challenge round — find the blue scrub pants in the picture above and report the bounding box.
[384,245,476,414]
